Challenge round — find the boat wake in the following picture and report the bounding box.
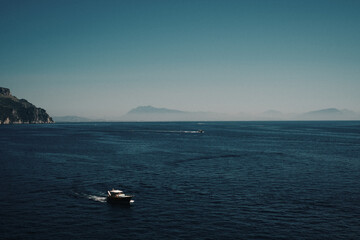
[157,130,204,134]
[72,191,107,203]
[130,130,203,134]
[87,195,107,203]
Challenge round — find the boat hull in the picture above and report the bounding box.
[107,196,133,205]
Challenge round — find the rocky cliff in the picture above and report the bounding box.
[0,87,54,124]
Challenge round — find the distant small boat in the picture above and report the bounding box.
[198,130,205,133]
[107,189,134,205]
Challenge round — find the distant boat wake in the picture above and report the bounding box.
[144,130,203,134]
[72,191,107,203]
[100,129,204,134]
[169,130,200,133]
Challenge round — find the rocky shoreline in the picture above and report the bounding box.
[0,87,54,124]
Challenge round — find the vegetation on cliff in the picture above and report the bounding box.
[0,87,54,124]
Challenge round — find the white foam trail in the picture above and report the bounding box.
[150,130,201,134]
[87,195,107,203]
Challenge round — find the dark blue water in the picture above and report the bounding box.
[1,121,360,239]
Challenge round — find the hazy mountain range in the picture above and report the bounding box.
[121,106,227,121]
[2,85,357,123]
[52,116,93,123]
[119,106,360,122]
[299,108,359,120]
[53,106,360,122]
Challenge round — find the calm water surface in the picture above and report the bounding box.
[1,121,360,239]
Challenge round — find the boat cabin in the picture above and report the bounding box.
[108,189,124,197]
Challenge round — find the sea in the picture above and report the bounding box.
[0,121,360,239]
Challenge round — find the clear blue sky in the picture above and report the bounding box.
[1,0,360,119]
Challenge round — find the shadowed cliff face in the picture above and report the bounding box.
[0,87,54,124]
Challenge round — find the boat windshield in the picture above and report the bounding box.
[110,190,122,193]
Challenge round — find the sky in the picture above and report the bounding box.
[1,0,360,119]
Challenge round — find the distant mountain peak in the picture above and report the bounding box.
[122,106,228,121]
[300,108,358,120]
[128,106,185,114]
[306,108,342,114]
